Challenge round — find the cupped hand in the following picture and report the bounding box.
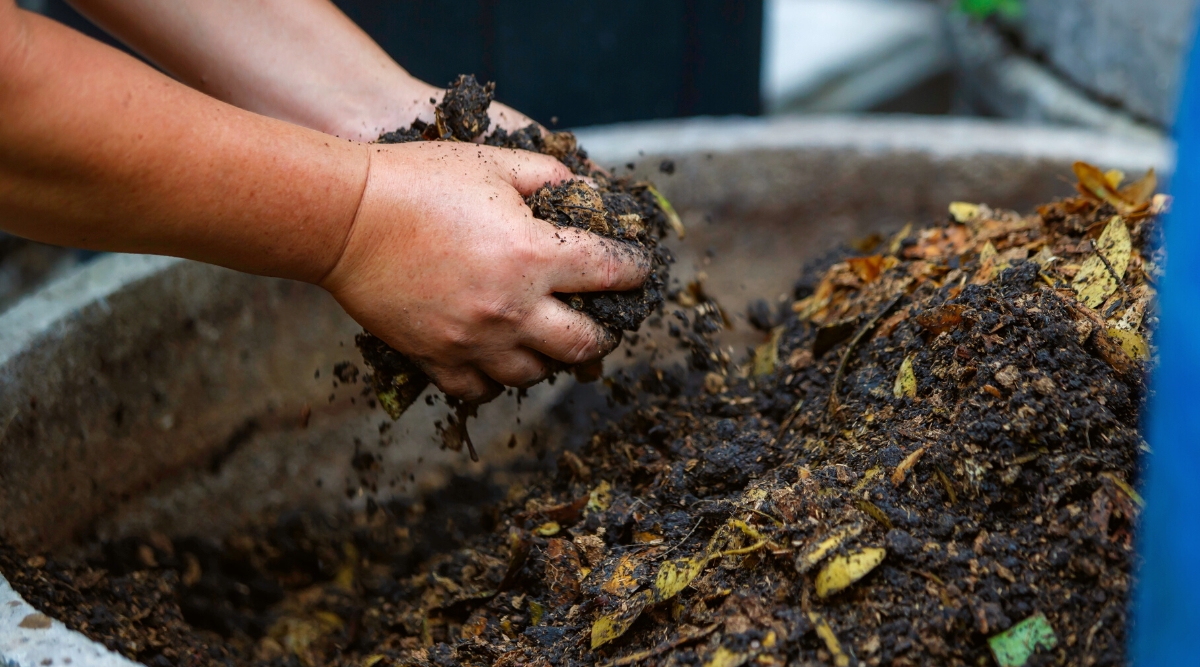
[320,141,651,400]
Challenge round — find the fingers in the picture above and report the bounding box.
[422,363,499,403]
[475,347,551,388]
[486,147,576,196]
[520,297,618,365]
[543,228,652,294]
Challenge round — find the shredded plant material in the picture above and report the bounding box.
[0,118,1162,667]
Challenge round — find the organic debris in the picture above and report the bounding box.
[0,162,1159,667]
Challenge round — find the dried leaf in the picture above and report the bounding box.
[808,612,850,667]
[647,185,685,239]
[1118,168,1157,207]
[601,552,644,597]
[847,255,887,284]
[988,613,1058,667]
[888,222,913,255]
[588,481,613,513]
[795,522,863,573]
[1106,327,1149,361]
[653,556,707,601]
[1099,471,1145,508]
[1073,161,1129,212]
[915,304,967,335]
[534,522,561,537]
[854,499,894,530]
[529,600,546,626]
[1072,217,1132,308]
[949,202,981,223]
[891,446,927,486]
[753,326,784,376]
[702,632,777,667]
[893,355,917,399]
[815,547,887,598]
[591,589,653,649]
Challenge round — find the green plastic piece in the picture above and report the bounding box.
[989,613,1059,667]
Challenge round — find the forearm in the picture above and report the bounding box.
[0,4,367,283]
[66,0,429,141]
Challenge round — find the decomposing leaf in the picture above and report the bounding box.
[1118,169,1157,208]
[601,552,644,597]
[702,631,777,667]
[795,522,863,573]
[528,600,546,626]
[888,222,914,255]
[854,499,894,530]
[893,355,917,399]
[915,303,967,335]
[535,521,561,537]
[988,613,1058,667]
[891,446,927,486]
[646,185,685,239]
[588,481,613,513]
[591,589,654,649]
[815,547,886,598]
[1072,217,1132,308]
[1106,327,1149,361]
[1099,471,1145,508]
[949,202,981,223]
[808,612,850,667]
[753,326,784,376]
[1073,162,1129,212]
[653,556,707,601]
[847,255,890,284]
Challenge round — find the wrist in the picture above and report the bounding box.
[324,73,441,142]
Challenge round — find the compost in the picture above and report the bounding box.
[0,81,1163,667]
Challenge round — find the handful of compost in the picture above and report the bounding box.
[356,76,681,450]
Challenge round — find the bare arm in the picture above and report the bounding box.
[0,2,645,398]
[66,0,535,141]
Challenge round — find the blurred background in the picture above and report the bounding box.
[5,0,1197,307]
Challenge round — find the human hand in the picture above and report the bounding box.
[319,141,651,400]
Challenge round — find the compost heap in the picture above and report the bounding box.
[0,152,1163,667]
[356,75,680,448]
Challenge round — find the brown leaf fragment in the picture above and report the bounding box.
[892,446,927,486]
[545,538,583,607]
[1073,161,1131,213]
[574,535,606,568]
[983,384,1003,398]
[994,365,1021,390]
[916,304,967,335]
[1118,168,1157,208]
[847,255,887,284]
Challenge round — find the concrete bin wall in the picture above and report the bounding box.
[0,116,1172,666]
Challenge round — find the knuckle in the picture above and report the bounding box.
[562,326,602,365]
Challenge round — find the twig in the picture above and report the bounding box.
[829,294,903,417]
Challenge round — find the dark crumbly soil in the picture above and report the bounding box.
[361,75,674,421]
[0,159,1157,665]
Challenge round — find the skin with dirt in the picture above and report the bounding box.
[0,161,1157,665]
[361,75,675,440]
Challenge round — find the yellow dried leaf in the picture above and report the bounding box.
[1118,168,1157,207]
[893,355,917,399]
[1104,169,1125,189]
[815,548,887,598]
[1074,162,1129,212]
[1072,217,1132,308]
[654,556,708,601]
[808,612,850,667]
[888,222,913,255]
[891,446,927,486]
[1106,328,1149,361]
[588,480,613,512]
[753,326,784,376]
[362,655,386,667]
[601,552,644,597]
[949,202,981,223]
[647,185,685,239]
[633,531,664,544]
[529,600,546,626]
[591,589,653,648]
[535,521,561,537]
[796,522,863,573]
